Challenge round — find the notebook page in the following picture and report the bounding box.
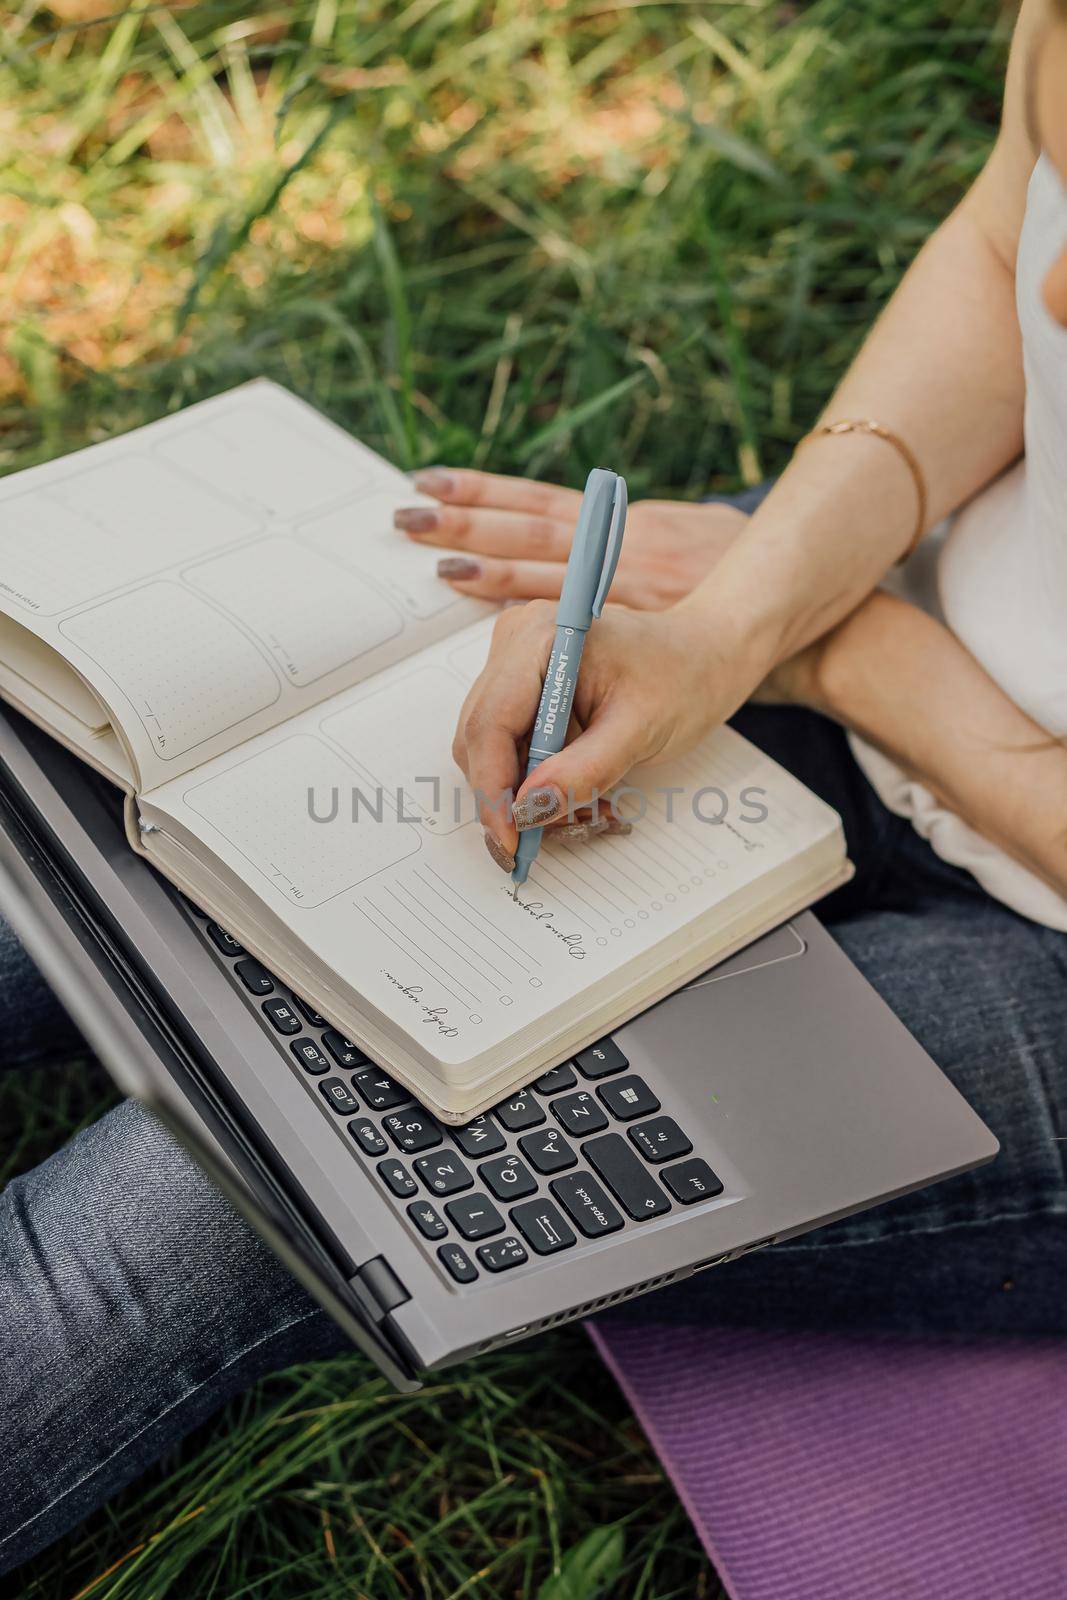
[143,616,842,1067]
[0,381,487,790]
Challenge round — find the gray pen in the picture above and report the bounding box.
[511,467,628,892]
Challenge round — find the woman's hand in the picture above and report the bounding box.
[453,598,764,869]
[395,467,747,608]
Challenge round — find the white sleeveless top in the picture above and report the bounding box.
[849,154,1067,931]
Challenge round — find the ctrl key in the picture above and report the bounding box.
[661,1157,724,1204]
[437,1242,478,1284]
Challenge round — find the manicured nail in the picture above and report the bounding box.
[395,506,439,533]
[413,467,455,499]
[603,818,633,836]
[483,829,515,871]
[437,557,481,580]
[559,818,609,843]
[513,785,563,830]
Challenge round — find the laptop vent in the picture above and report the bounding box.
[535,1268,686,1331]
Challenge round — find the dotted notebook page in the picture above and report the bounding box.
[145,618,840,1069]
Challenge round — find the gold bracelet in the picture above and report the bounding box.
[796,418,927,563]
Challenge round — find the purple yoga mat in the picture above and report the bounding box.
[589,1319,1067,1599]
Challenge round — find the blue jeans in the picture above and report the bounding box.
[3,533,1066,1575]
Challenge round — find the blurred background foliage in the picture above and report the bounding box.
[1,2,1010,1596]
[3,0,1008,495]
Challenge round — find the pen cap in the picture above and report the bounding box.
[556,468,625,630]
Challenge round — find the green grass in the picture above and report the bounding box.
[0,1,1009,1593]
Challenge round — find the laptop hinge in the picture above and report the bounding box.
[357,1255,411,1320]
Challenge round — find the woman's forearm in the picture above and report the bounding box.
[676,1,1043,678]
[813,593,1067,901]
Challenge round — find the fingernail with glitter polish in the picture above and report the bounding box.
[483,829,515,871]
[513,785,563,830]
[395,506,439,533]
[413,468,455,498]
[558,818,609,842]
[437,557,481,580]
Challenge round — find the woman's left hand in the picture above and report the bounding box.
[395,467,748,609]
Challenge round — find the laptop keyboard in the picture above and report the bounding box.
[191,911,726,1286]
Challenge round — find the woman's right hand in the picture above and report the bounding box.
[452,597,766,868]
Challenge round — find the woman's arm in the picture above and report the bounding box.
[789,595,1067,899]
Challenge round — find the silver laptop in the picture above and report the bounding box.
[0,707,997,1389]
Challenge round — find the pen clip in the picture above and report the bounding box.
[591,475,627,617]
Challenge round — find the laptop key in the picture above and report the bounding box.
[661,1157,724,1204]
[207,921,244,957]
[378,1159,417,1198]
[414,1151,474,1196]
[494,1090,546,1132]
[479,1154,537,1201]
[446,1193,505,1240]
[262,997,302,1035]
[452,1115,506,1158]
[409,1201,447,1240]
[583,1133,671,1219]
[598,1075,659,1122]
[348,1119,388,1157]
[477,1236,528,1273]
[575,1039,628,1079]
[323,1029,367,1069]
[533,1063,577,1095]
[319,1077,361,1115]
[550,1171,625,1237]
[384,1110,442,1153]
[510,1199,576,1255]
[353,1067,407,1111]
[291,1037,331,1075]
[628,1116,692,1165]
[519,1126,577,1174]
[552,1090,608,1137]
[292,994,328,1027]
[438,1242,478,1283]
[235,957,273,996]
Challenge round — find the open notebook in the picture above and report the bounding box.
[0,381,850,1119]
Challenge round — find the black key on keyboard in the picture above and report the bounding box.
[292,995,328,1027]
[661,1157,724,1204]
[348,1119,388,1157]
[533,1063,577,1095]
[478,1236,528,1273]
[446,1193,505,1240]
[323,1029,367,1069]
[384,1110,442,1153]
[552,1090,608,1138]
[510,1199,576,1255]
[519,1126,577,1174]
[438,1242,477,1283]
[207,922,244,957]
[409,1201,447,1240]
[414,1151,473,1196]
[262,997,302,1035]
[452,1116,506,1158]
[550,1171,625,1237]
[583,1133,671,1219]
[628,1116,692,1165]
[479,1154,537,1201]
[319,1077,361,1115]
[353,1067,407,1111]
[291,1037,331,1075]
[598,1075,660,1121]
[378,1159,417,1198]
[575,1039,628,1079]
[235,957,273,995]
[494,1090,546,1132]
